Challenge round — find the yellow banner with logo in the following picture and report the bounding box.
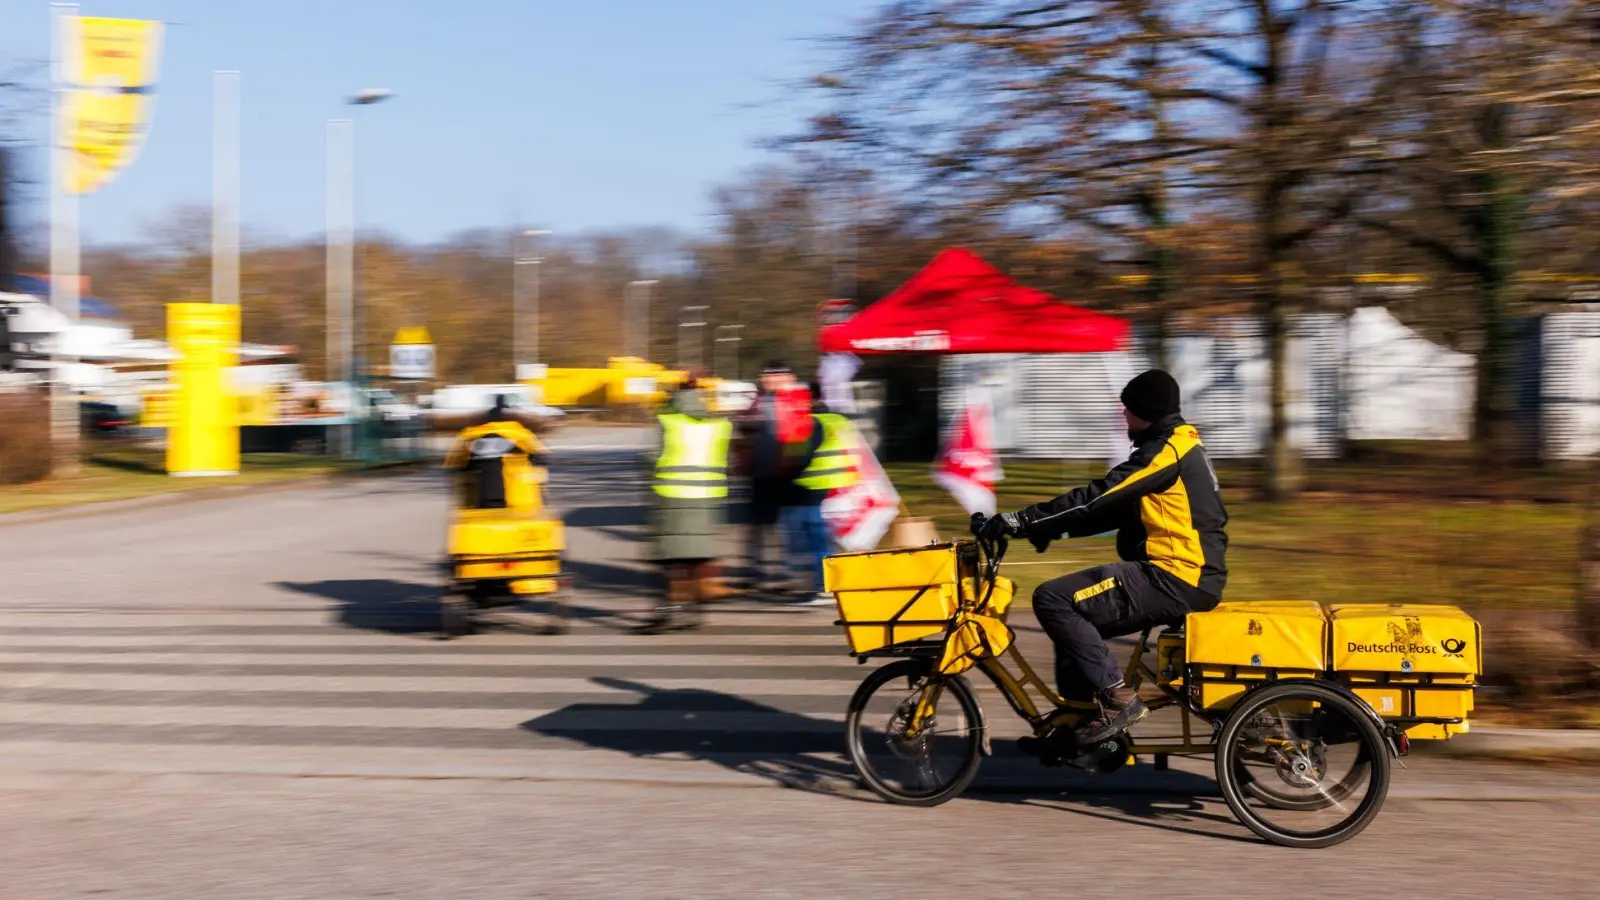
[60,16,164,196]
[167,303,240,475]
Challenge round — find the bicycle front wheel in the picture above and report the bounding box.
[845,659,984,806]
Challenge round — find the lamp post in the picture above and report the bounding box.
[325,88,392,457]
[715,324,745,381]
[678,305,708,371]
[626,279,659,361]
[514,229,551,373]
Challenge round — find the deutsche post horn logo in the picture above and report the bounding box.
[1247,619,1263,636]
[1441,638,1467,659]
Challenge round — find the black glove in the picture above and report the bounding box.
[978,510,1026,542]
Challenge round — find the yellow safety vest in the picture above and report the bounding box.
[654,413,732,499]
[796,413,859,491]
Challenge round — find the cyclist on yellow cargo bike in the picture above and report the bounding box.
[979,369,1225,752]
[827,367,1483,848]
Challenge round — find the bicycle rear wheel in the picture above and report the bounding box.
[845,659,984,806]
[1215,681,1392,848]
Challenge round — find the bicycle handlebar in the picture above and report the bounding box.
[968,514,1009,609]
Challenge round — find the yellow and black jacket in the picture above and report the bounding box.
[443,419,548,511]
[1021,414,1228,598]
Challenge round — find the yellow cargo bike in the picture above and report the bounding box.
[440,417,568,637]
[827,524,1481,848]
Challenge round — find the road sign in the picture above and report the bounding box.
[392,325,433,345]
[818,299,857,328]
[389,342,435,379]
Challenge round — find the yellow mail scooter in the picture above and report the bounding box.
[439,404,568,637]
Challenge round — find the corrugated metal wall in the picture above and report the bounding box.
[1541,310,1600,460]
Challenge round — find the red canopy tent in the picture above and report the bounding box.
[819,248,1128,355]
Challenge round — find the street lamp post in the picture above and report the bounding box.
[678,305,708,371]
[626,279,659,361]
[325,88,392,457]
[514,229,551,374]
[715,324,745,381]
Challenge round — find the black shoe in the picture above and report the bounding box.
[1074,688,1148,746]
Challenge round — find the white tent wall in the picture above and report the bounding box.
[938,307,1600,462]
[1344,307,1475,441]
[939,315,1348,461]
[1540,309,1600,460]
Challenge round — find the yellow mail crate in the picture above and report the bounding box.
[1185,601,1329,712]
[826,543,987,654]
[448,512,564,559]
[835,584,958,654]
[824,543,965,594]
[1186,600,1329,671]
[1330,603,1480,739]
[1327,603,1481,676]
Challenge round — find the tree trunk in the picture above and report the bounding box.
[1259,175,1301,500]
[1263,286,1302,500]
[1468,102,1521,465]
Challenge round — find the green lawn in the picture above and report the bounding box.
[886,460,1584,613]
[0,446,356,515]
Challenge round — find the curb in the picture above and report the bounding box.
[0,460,434,530]
[1417,727,1600,761]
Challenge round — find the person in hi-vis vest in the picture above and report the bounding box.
[783,384,861,606]
[642,378,733,633]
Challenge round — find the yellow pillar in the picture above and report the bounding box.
[166,302,240,475]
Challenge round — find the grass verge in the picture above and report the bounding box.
[0,445,358,516]
[885,460,1583,613]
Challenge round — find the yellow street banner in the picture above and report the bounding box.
[167,303,240,476]
[61,16,164,196]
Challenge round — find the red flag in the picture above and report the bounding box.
[822,430,900,552]
[931,392,1004,516]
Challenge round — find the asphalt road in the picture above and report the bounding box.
[2,425,1596,898]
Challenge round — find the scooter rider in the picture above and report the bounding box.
[979,370,1227,751]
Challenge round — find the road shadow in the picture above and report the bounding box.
[564,559,656,594]
[520,676,856,795]
[276,578,444,634]
[559,504,650,544]
[518,676,1249,842]
[276,577,625,636]
[563,504,648,529]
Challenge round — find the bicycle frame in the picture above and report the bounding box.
[969,629,1217,760]
[899,535,1220,762]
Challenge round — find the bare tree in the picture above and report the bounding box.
[795,1,1413,497]
[1358,0,1600,461]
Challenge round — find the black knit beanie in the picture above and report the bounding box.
[1120,369,1180,422]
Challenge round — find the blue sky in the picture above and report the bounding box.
[1,0,872,246]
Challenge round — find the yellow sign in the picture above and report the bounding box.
[235,385,278,427]
[167,303,240,475]
[393,325,433,345]
[60,16,164,196]
[138,386,174,428]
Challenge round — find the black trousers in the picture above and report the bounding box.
[745,479,784,582]
[1032,561,1219,700]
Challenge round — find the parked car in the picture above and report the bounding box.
[80,400,130,435]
